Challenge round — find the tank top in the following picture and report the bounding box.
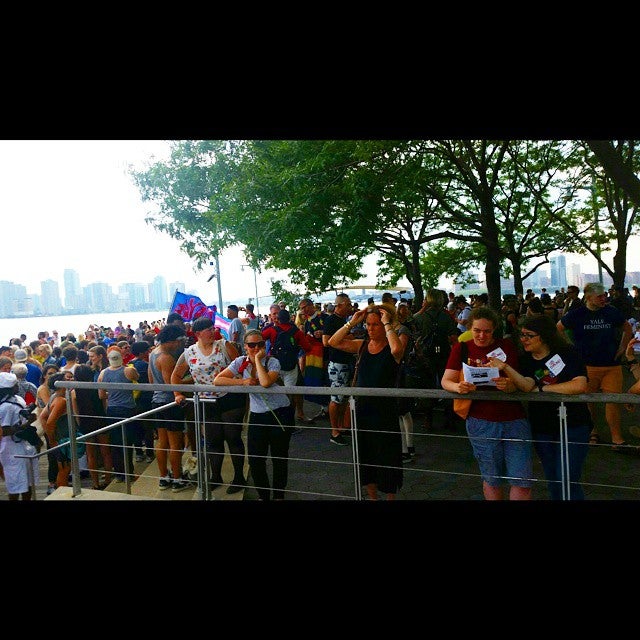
[101,366,136,409]
[183,340,231,398]
[149,351,175,404]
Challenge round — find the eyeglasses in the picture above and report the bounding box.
[245,341,265,349]
[519,332,539,340]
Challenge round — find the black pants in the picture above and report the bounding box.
[247,405,294,500]
[133,399,155,456]
[106,406,136,477]
[203,393,247,484]
[44,433,57,485]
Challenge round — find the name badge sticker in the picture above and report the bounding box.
[486,347,507,362]
[545,354,565,376]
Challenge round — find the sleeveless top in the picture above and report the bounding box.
[74,387,106,433]
[355,342,401,422]
[183,340,232,398]
[101,366,136,409]
[149,351,175,404]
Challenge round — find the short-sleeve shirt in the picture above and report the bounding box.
[445,338,526,421]
[227,356,290,414]
[323,314,355,365]
[560,304,625,366]
[518,346,593,434]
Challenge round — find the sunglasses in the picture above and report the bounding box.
[519,332,539,340]
[245,341,265,349]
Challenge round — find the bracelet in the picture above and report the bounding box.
[344,321,352,329]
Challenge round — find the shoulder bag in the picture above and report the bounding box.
[453,341,472,420]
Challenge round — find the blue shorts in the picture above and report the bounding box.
[466,416,533,488]
[327,361,353,404]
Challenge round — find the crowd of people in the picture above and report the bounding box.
[1,282,640,501]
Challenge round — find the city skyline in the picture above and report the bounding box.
[4,257,640,320]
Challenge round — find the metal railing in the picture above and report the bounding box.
[15,379,640,500]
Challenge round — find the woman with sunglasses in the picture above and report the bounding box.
[488,314,592,500]
[214,329,295,501]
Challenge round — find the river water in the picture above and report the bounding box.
[0,310,170,344]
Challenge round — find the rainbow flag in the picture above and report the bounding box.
[168,291,231,339]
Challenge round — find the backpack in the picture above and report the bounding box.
[270,325,300,371]
[418,309,453,360]
[402,322,433,385]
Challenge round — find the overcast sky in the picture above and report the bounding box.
[1,140,636,309]
[0,139,294,307]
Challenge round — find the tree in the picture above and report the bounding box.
[130,139,595,308]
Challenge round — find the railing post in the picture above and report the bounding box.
[558,402,570,500]
[348,395,362,501]
[66,388,82,497]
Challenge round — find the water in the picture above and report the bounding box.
[0,310,170,345]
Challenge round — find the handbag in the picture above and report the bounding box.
[453,341,472,420]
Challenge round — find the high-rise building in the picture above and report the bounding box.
[40,279,62,316]
[121,283,148,310]
[63,268,82,310]
[150,276,168,309]
[550,255,568,289]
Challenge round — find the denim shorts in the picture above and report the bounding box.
[327,361,353,404]
[466,416,533,488]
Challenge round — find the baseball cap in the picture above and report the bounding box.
[0,372,17,388]
[14,349,28,362]
[107,350,123,365]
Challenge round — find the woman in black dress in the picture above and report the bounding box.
[328,303,405,500]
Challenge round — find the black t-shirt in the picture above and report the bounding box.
[518,346,593,434]
[323,314,355,365]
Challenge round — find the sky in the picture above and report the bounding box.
[0,140,298,309]
[1,140,637,310]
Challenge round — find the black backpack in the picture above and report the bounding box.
[417,309,452,360]
[270,325,299,371]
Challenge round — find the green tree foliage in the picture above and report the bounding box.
[130,139,639,309]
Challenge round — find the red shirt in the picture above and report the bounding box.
[446,338,526,422]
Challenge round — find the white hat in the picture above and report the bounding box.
[0,372,18,388]
[107,350,123,365]
[14,349,27,362]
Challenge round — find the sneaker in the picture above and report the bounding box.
[145,454,155,463]
[135,453,145,462]
[114,474,125,483]
[46,485,56,496]
[330,434,349,446]
[158,477,172,490]
[171,479,189,493]
[402,452,414,464]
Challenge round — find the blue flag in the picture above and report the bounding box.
[168,290,231,339]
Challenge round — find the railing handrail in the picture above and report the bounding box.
[53,379,640,404]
